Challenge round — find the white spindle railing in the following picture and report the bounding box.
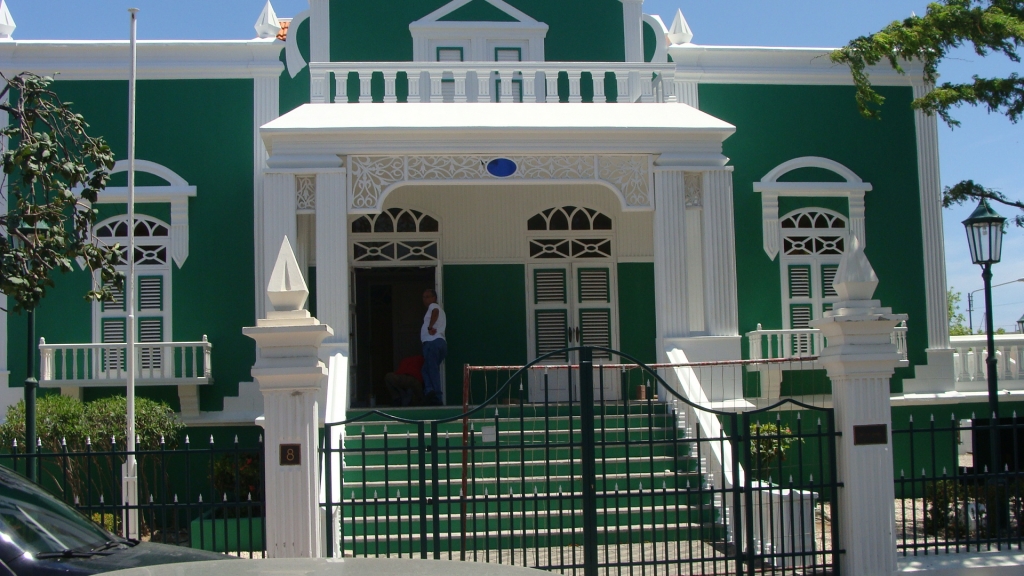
[308,62,676,104]
[746,322,910,365]
[950,334,1024,384]
[38,336,213,387]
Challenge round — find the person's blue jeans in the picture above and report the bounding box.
[421,338,447,403]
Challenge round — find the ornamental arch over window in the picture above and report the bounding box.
[351,208,439,234]
[527,206,613,260]
[349,208,440,264]
[780,209,847,257]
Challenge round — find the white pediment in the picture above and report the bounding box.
[410,0,549,62]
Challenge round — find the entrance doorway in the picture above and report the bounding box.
[352,267,436,407]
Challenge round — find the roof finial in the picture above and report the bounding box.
[266,237,308,312]
[0,1,16,40]
[254,1,281,40]
[668,9,693,45]
[832,234,879,301]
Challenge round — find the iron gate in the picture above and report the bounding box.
[321,347,840,576]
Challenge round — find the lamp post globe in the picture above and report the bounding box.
[14,219,51,481]
[963,198,1006,474]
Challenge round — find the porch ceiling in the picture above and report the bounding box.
[260,103,736,165]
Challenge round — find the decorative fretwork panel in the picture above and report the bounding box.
[783,235,845,257]
[353,240,439,263]
[348,155,653,212]
[527,206,612,232]
[781,210,846,230]
[296,175,316,213]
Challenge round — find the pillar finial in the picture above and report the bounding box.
[668,9,693,45]
[832,234,878,302]
[254,0,281,39]
[0,0,16,40]
[267,237,308,312]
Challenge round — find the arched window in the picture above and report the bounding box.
[349,208,440,263]
[780,209,848,352]
[527,206,613,260]
[92,215,172,370]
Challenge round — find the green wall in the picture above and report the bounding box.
[699,84,926,392]
[617,262,657,365]
[280,16,311,116]
[7,79,256,412]
[442,264,528,404]
[329,0,626,62]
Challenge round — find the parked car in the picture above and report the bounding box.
[0,465,230,575]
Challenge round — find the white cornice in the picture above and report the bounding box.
[260,103,734,160]
[668,44,923,86]
[0,40,284,80]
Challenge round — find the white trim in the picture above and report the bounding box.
[309,0,329,63]
[0,40,283,80]
[642,14,669,64]
[668,44,923,87]
[285,10,310,78]
[99,160,197,268]
[754,156,872,260]
[410,0,548,62]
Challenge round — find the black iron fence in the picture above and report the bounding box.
[0,434,267,557]
[894,413,1024,555]
[321,347,841,576]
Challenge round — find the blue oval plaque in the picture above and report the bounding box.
[486,158,517,178]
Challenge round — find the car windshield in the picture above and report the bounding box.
[0,470,113,556]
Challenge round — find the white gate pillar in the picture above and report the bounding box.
[245,238,333,558]
[811,237,904,576]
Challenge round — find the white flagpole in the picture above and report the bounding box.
[124,6,140,540]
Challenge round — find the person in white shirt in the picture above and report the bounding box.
[420,288,447,406]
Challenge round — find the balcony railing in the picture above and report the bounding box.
[38,337,212,387]
[950,334,1024,385]
[308,61,678,104]
[746,322,909,365]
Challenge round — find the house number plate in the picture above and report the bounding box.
[853,424,888,446]
[280,443,301,466]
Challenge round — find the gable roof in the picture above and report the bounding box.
[415,0,541,25]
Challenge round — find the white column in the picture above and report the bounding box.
[702,169,739,336]
[654,170,690,350]
[245,239,333,559]
[620,0,644,63]
[316,171,349,349]
[262,173,297,316]
[253,76,279,326]
[811,238,903,576]
[675,80,698,108]
[913,82,950,351]
[309,0,329,63]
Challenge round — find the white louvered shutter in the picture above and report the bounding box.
[139,276,163,311]
[577,268,612,360]
[790,305,813,355]
[102,319,126,372]
[437,48,462,102]
[494,49,523,102]
[533,268,569,361]
[788,266,811,299]
[138,318,164,371]
[821,265,838,299]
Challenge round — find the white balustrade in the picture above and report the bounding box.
[38,336,213,387]
[746,322,910,366]
[308,62,676,104]
[951,334,1024,384]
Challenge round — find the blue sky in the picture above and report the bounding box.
[8,0,1023,331]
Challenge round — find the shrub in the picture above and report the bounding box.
[749,421,802,481]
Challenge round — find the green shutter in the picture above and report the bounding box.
[102,285,126,312]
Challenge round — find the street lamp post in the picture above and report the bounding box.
[962,198,1006,475]
[15,221,50,482]
[967,278,1024,333]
